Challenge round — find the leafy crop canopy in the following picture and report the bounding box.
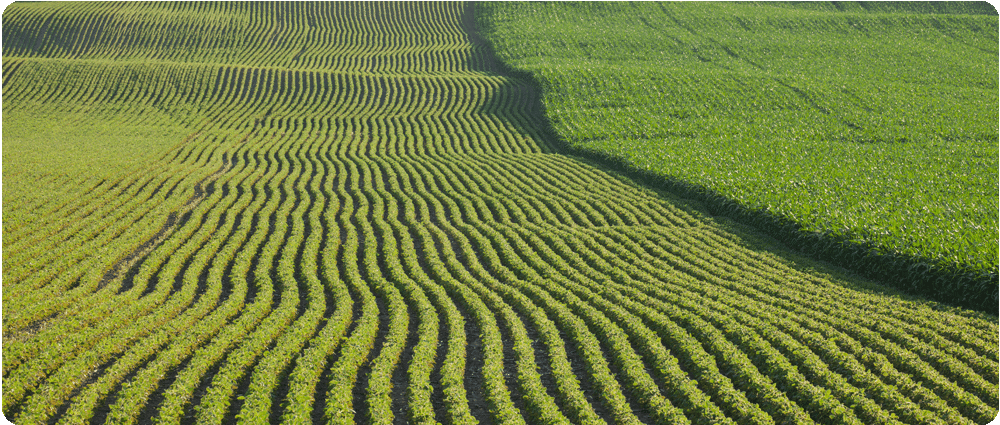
[479,1,999,274]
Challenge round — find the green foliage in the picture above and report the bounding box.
[3,3,997,425]
[477,1,999,291]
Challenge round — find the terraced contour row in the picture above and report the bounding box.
[3,3,997,425]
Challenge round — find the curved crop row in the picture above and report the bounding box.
[3,2,996,425]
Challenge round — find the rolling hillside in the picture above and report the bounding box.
[3,2,997,424]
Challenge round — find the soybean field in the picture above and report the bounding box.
[3,3,998,425]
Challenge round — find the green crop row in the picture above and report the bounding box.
[3,2,996,424]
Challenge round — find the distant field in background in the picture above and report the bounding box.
[477,1,999,310]
[3,2,998,424]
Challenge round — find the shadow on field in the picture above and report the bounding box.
[469,2,998,316]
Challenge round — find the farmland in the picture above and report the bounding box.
[3,2,998,425]
[476,1,999,311]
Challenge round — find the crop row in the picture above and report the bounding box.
[2,2,498,75]
[3,2,996,424]
[6,124,997,425]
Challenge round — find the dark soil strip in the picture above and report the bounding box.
[80,353,150,425]
[401,222,453,424]
[311,277,366,424]
[523,319,562,413]
[136,234,260,425]
[293,148,342,425]
[30,12,56,54]
[180,239,216,303]
[113,210,178,294]
[267,356,299,425]
[463,319,493,425]
[498,318,528,420]
[183,306,264,421]
[271,145,332,425]
[184,236,282,423]
[215,189,246,306]
[111,159,230,294]
[136,354,196,425]
[159,175,187,201]
[240,197,270,307]
[558,326,615,425]
[166,212,199,297]
[310,362,336,425]
[224,185,297,424]
[352,294,391,425]
[391,298,419,424]
[428,309,450,424]
[599,339,655,425]
[6,311,59,347]
[265,213,289,311]
[222,341,275,424]
[286,208,309,320]
[2,59,23,89]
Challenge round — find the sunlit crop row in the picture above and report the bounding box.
[3,2,996,424]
